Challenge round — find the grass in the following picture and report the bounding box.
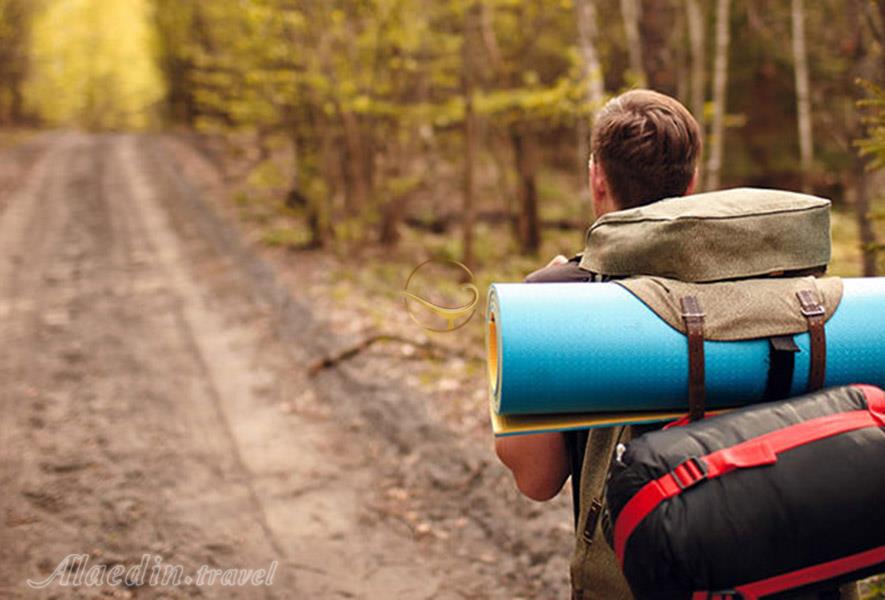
[240,161,884,370]
[261,226,311,249]
[862,576,885,599]
[0,128,38,151]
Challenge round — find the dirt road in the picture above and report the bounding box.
[0,133,572,599]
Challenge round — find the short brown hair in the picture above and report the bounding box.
[591,89,702,209]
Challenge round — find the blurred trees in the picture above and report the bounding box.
[23,0,163,130]
[1,0,880,269]
[0,0,36,125]
[145,0,882,263]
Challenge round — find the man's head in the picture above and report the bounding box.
[589,89,702,216]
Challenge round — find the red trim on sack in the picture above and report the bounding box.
[663,414,694,430]
[735,545,885,599]
[691,592,740,600]
[613,385,885,565]
[664,411,722,430]
[855,384,885,423]
[692,545,885,600]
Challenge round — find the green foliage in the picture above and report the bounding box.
[260,226,310,248]
[856,79,885,171]
[246,159,287,191]
[862,575,885,599]
[0,0,35,123]
[6,0,877,265]
[25,0,164,130]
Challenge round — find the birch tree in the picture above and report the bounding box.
[791,0,814,193]
[685,0,705,188]
[705,0,730,191]
[461,0,480,268]
[620,0,645,86]
[849,0,880,276]
[575,0,605,114]
[575,0,606,208]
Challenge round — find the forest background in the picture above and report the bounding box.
[2,0,883,283]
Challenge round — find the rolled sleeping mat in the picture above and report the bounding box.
[486,278,885,416]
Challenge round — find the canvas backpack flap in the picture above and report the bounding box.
[616,275,843,341]
[579,188,831,283]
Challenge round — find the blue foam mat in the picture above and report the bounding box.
[487,278,885,416]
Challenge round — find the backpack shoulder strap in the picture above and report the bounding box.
[570,426,634,600]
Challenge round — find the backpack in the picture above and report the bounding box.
[511,188,870,599]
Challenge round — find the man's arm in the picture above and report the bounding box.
[492,254,587,502]
[495,432,570,501]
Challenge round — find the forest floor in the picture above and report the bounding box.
[0,131,574,600]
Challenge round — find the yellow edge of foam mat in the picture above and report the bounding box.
[490,402,727,437]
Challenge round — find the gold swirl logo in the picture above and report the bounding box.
[402,259,479,332]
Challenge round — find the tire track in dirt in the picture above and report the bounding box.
[0,132,574,599]
[0,134,291,598]
[142,134,576,599]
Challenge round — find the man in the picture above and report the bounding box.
[495,88,701,503]
[494,89,859,600]
[494,90,700,599]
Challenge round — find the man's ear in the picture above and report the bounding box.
[589,159,611,218]
[685,168,699,195]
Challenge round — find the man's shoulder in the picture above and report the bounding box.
[524,254,591,284]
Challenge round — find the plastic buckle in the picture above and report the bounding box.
[707,591,744,600]
[671,456,708,491]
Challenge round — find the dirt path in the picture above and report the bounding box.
[0,133,573,599]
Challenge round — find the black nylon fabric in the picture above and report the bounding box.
[605,385,885,599]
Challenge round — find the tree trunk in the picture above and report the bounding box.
[674,6,688,102]
[705,0,730,191]
[791,0,814,193]
[378,195,406,246]
[489,132,519,239]
[685,0,705,189]
[511,126,541,255]
[847,0,879,275]
[479,0,502,70]
[575,0,606,211]
[620,0,645,86]
[577,117,592,212]
[639,0,677,96]
[291,131,327,249]
[460,1,480,268]
[854,158,878,276]
[341,110,371,216]
[575,0,606,113]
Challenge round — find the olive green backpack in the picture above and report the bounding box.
[568,188,857,600]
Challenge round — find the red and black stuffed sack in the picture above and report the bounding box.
[605,384,885,600]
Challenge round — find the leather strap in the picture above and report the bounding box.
[581,426,626,545]
[762,335,799,401]
[796,289,827,392]
[681,296,706,421]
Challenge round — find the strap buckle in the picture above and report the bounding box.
[797,290,825,317]
[680,296,706,320]
[671,456,708,491]
[704,591,744,600]
[799,303,825,318]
